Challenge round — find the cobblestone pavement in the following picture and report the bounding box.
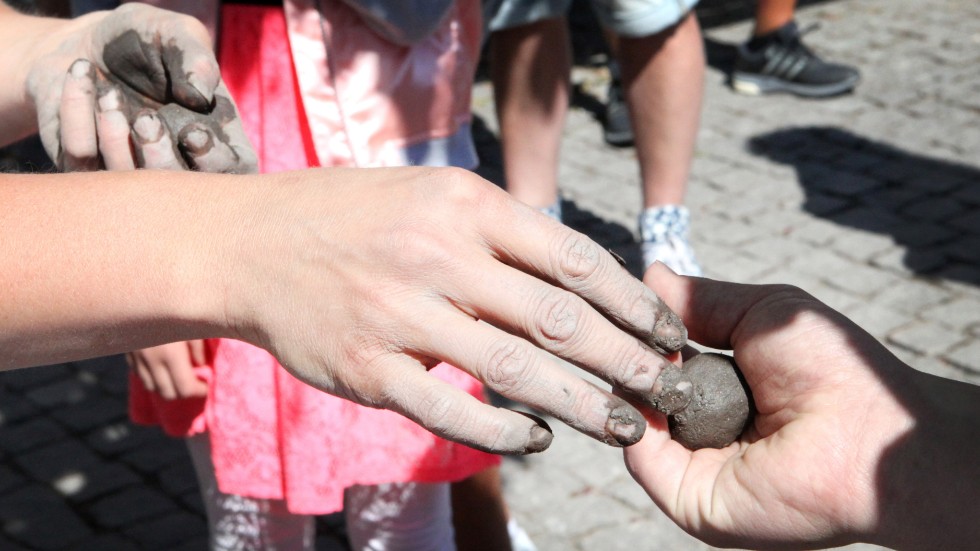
[2,0,979,549]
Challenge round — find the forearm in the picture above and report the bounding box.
[0,2,67,145]
[873,370,980,550]
[0,170,257,368]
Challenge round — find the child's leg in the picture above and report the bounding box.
[186,433,315,551]
[344,482,454,551]
[450,467,513,551]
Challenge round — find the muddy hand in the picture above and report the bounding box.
[230,168,689,455]
[27,4,255,173]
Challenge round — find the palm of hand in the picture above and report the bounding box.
[627,275,912,549]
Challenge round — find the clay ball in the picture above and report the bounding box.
[668,353,752,450]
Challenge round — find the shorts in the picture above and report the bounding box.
[484,0,699,38]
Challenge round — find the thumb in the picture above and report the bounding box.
[160,29,220,112]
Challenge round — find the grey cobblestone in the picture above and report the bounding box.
[901,196,968,223]
[50,396,127,432]
[888,323,969,357]
[0,391,39,426]
[949,208,980,235]
[0,466,27,495]
[59,463,142,503]
[943,341,980,376]
[842,303,914,340]
[13,439,101,483]
[870,279,954,316]
[123,511,207,550]
[831,230,897,264]
[0,417,66,454]
[25,378,93,409]
[89,487,179,529]
[921,296,980,329]
[581,518,711,551]
[0,485,92,550]
[0,364,70,392]
[870,246,948,276]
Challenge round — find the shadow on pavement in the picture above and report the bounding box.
[748,126,980,287]
[0,356,350,550]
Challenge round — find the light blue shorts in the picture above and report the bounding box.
[484,0,699,38]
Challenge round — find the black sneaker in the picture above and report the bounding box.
[603,61,634,146]
[732,21,860,97]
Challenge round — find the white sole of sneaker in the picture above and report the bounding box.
[732,72,859,98]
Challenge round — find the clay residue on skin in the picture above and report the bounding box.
[101,31,251,172]
[652,353,752,450]
[102,30,170,104]
[604,402,646,446]
[651,364,693,415]
[103,31,211,110]
[647,304,687,355]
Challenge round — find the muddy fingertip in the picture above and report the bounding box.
[516,411,553,455]
[605,403,646,446]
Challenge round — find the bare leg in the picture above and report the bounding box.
[617,13,704,209]
[489,16,570,213]
[451,467,513,551]
[754,0,797,36]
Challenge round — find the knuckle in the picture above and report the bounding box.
[553,231,603,285]
[484,342,536,396]
[425,167,496,219]
[622,287,658,330]
[531,290,583,349]
[482,422,513,453]
[415,385,466,436]
[62,137,99,161]
[614,341,661,388]
[389,223,457,272]
[764,283,826,315]
[439,167,484,205]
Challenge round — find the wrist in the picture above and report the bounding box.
[190,172,302,346]
[871,371,980,550]
[0,7,103,145]
[167,172,269,342]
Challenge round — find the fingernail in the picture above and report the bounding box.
[133,112,164,144]
[605,404,646,446]
[527,424,553,454]
[649,306,687,354]
[187,73,214,107]
[608,248,627,268]
[68,59,93,79]
[97,88,121,112]
[651,365,693,415]
[180,124,213,156]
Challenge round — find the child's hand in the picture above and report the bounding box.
[25,3,255,173]
[127,340,209,400]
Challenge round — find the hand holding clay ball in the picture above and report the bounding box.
[651,352,752,450]
[27,4,256,173]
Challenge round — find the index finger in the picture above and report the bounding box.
[480,195,687,354]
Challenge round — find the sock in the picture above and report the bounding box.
[639,205,690,243]
[538,198,563,223]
